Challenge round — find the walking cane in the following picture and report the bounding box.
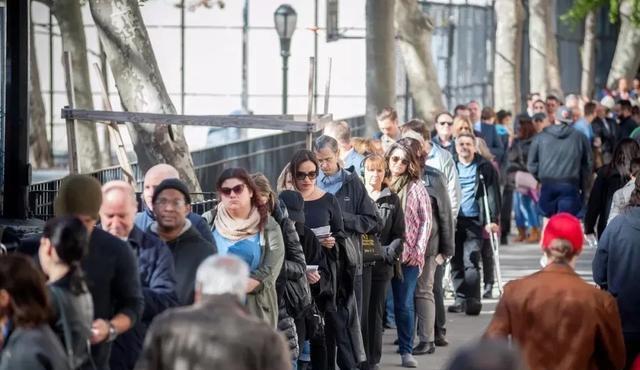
[480,174,504,295]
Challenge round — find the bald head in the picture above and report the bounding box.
[100,181,138,239]
[143,164,180,209]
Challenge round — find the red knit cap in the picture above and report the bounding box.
[542,213,584,253]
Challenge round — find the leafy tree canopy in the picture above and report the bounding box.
[562,0,640,25]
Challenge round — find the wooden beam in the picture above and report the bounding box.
[60,108,330,133]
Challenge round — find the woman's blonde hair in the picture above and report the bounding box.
[453,116,473,138]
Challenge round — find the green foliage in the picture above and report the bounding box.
[562,0,640,26]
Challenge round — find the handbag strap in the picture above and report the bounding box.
[50,285,76,369]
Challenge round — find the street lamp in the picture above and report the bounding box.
[274,4,297,114]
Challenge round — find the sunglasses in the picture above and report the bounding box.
[295,171,318,181]
[438,121,454,126]
[219,184,246,196]
[390,156,410,165]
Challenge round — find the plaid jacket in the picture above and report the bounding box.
[401,180,432,275]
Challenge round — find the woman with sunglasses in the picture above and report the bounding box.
[386,141,432,368]
[289,149,353,370]
[211,168,284,327]
[362,154,405,370]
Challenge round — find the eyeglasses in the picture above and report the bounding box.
[295,171,318,181]
[154,198,187,208]
[219,184,246,196]
[438,121,454,126]
[390,156,409,166]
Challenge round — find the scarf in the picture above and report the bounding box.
[214,203,261,241]
[317,169,345,195]
[390,175,411,210]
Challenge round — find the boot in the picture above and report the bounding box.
[513,227,526,243]
[525,227,540,243]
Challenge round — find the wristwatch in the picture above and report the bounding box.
[106,322,117,342]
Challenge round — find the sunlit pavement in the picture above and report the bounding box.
[377,240,596,370]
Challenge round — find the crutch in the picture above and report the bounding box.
[480,174,504,296]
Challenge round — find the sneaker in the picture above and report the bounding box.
[483,283,494,299]
[465,298,482,316]
[447,300,465,313]
[434,335,449,347]
[401,353,418,368]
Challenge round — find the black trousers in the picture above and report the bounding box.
[481,239,495,285]
[451,217,483,301]
[325,307,357,370]
[362,265,388,366]
[500,185,514,238]
[433,263,446,337]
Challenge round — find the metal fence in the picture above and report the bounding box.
[27,115,365,221]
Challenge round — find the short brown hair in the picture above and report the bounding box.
[401,119,431,141]
[251,172,277,213]
[0,254,51,326]
[481,107,495,121]
[377,107,398,122]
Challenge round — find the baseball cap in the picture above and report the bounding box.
[542,213,584,254]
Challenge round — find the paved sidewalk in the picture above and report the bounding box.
[377,241,596,370]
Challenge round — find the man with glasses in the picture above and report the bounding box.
[135,164,214,243]
[433,112,456,155]
[149,178,217,305]
[99,180,178,370]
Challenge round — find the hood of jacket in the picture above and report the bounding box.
[544,123,574,139]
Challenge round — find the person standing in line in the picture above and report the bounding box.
[585,139,640,240]
[449,133,500,316]
[134,255,291,370]
[486,213,625,370]
[528,106,593,219]
[0,255,71,370]
[361,154,405,370]
[592,102,618,166]
[53,175,144,370]
[608,158,640,223]
[385,140,432,368]
[507,117,541,243]
[376,107,403,152]
[39,217,93,369]
[149,179,216,306]
[323,121,365,172]
[99,181,179,370]
[617,100,638,142]
[135,164,214,244]
[594,176,640,369]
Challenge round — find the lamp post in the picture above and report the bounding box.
[274,4,297,114]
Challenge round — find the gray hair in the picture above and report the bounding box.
[314,135,340,154]
[323,121,351,144]
[195,255,249,301]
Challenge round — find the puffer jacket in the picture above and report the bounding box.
[273,200,312,319]
[334,169,380,275]
[134,294,291,370]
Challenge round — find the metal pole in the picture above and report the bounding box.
[241,0,249,111]
[313,0,318,114]
[180,0,186,114]
[282,54,289,114]
[49,9,54,158]
[62,52,79,174]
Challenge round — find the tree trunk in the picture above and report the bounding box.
[52,0,102,172]
[528,0,548,97]
[394,0,444,129]
[607,0,640,89]
[545,0,563,97]
[89,0,202,193]
[366,0,396,135]
[29,16,53,169]
[580,10,596,98]
[493,0,525,114]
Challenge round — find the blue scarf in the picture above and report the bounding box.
[317,169,345,195]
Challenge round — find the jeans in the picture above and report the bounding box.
[392,264,420,355]
[500,185,514,237]
[538,181,582,217]
[415,256,437,342]
[451,217,483,301]
[514,192,541,228]
[385,282,396,326]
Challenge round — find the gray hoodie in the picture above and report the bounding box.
[527,123,592,190]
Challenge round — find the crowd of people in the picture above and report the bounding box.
[1,76,640,370]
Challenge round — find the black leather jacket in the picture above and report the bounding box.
[273,200,313,318]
